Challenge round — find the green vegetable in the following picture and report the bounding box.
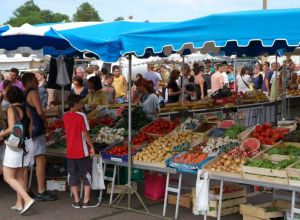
[267,145,300,156]
[246,157,298,170]
[224,125,246,139]
[284,130,300,142]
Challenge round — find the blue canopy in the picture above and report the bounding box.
[120,9,300,57]
[0,21,171,62]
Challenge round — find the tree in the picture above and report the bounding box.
[73,2,102,22]
[6,0,70,26]
[114,16,124,21]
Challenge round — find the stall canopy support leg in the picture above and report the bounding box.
[217,180,224,220]
[163,173,170,217]
[99,163,117,205]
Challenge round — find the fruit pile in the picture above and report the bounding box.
[89,116,114,128]
[250,123,289,145]
[206,154,246,173]
[141,118,178,136]
[173,152,208,165]
[132,133,153,145]
[227,138,260,158]
[105,144,140,157]
[210,185,243,194]
[133,132,202,164]
[47,119,63,131]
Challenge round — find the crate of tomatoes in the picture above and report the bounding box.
[140,118,179,137]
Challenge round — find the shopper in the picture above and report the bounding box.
[159,65,170,99]
[35,71,48,108]
[262,62,273,96]
[0,80,12,111]
[221,63,229,88]
[82,76,108,108]
[112,65,127,103]
[203,66,212,92]
[22,72,57,201]
[74,67,88,89]
[144,64,162,94]
[167,69,181,103]
[252,65,263,90]
[287,72,299,90]
[0,86,35,215]
[102,73,116,104]
[62,94,98,209]
[0,68,24,92]
[237,66,252,93]
[211,64,224,93]
[179,64,195,101]
[131,74,143,103]
[193,64,207,100]
[71,76,88,98]
[135,78,160,119]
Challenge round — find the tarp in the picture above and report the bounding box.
[0,21,171,62]
[120,8,300,57]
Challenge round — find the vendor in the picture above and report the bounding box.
[102,73,116,104]
[82,76,108,108]
[167,69,181,103]
[71,76,88,98]
[287,72,299,90]
[135,78,160,119]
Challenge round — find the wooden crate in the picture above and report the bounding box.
[263,142,300,162]
[243,214,270,220]
[107,182,137,194]
[168,193,192,209]
[240,203,284,219]
[209,184,246,200]
[208,206,240,217]
[241,150,289,184]
[210,197,246,209]
[287,161,300,186]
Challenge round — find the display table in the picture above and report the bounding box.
[205,173,300,220]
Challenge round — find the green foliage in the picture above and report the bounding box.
[267,145,300,156]
[73,2,102,22]
[245,157,298,170]
[224,125,246,139]
[6,0,70,26]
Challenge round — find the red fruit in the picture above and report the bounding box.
[263,122,272,129]
[255,125,263,133]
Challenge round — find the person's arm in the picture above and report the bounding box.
[265,73,271,96]
[199,76,205,99]
[83,131,95,157]
[168,88,181,96]
[29,90,47,126]
[0,107,14,139]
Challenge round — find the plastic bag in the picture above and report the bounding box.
[193,171,209,215]
[91,156,105,190]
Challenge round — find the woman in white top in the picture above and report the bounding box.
[0,87,35,214]
[236,66,252,93]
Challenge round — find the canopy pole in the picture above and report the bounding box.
[181,55,185,104]
[61,86,64,115]
[281,60,287,120]
[127,53,132,207]
[274,54,278,124]
[233,57,237,92]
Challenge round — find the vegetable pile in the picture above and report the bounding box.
[267,145,300,156]
[245,157,298,170]
[206,154,246,173]
[132,133,153,146]
[250,123,289,145]
[203,137,239,155]
[208,128,228,137]
[47,119,63,131]
[141,118,178,136]
[115,107,152,132]
[105,144,140,156]
[284,130,300,142]
[180,118,199,131]
[172,152,208,165]
[95,127,126,144]
[224,125,246,139]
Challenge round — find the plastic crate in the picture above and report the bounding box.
[120,167,144,184]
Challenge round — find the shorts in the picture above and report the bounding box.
[67,157,92,187]
[32,135,47,156]
[2,139,33,168]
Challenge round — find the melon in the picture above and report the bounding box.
[219,120,235,129]
[241,138,260,151]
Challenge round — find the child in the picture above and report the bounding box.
[63,94,97,208]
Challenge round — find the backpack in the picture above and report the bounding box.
[4,106,25,151]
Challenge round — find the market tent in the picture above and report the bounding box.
[120,8,300,57]
[0,21,172,62]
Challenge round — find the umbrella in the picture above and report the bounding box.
[120,8,300,57]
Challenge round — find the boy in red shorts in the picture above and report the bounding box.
[63,94,98,208]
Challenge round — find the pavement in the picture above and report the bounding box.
[0,176,251,220]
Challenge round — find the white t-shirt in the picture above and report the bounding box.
[222,72,229,85]
[237,74,252,93]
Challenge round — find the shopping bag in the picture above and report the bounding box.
[91,156,105,190]
[193,171,209,215]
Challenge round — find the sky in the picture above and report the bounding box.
[1,0,300,24]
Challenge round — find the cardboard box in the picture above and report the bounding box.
[168,193,192,209]
[46,177,67,191]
